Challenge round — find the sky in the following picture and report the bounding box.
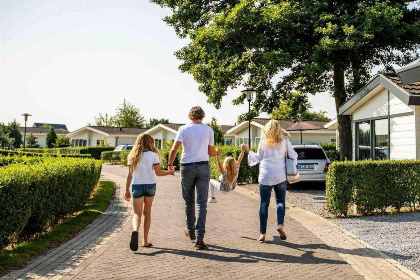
[1,0,337,131]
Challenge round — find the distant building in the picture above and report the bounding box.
[33,123,68,130]
[66,126,148,147]
[19,127,68,148]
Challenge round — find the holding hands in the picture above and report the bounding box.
[168,165,175,175]
[215,148,222,157]
[241,143,250,152]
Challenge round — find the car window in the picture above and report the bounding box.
[294,148,326,160]
[127,146,133,150]
[115,145,124,151]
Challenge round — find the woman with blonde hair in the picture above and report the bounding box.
[208,149,245,203]
[125,133,174,251]
[242,119,298,243]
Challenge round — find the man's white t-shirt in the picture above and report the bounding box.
[128,151,160,184]
[175,123,214,164]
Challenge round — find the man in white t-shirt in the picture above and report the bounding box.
[168,106,220,249]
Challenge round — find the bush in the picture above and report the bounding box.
[101,151,122,164]
[326,160,420,217]
[0,149,90,158]
[0,155,44,167]
[325,150,340,162]
[320,143,336,151]
[21,147,114,159]
[0,158,102,250]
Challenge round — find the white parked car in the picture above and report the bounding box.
[293,145,331,182]
[114,145,133,151]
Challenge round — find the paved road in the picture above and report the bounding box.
[3,165,364,280]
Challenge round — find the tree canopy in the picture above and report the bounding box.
[46,126,57,148]
[207,117,225,145]
[152,0,420,159]
[7,121,22,148]
[91,99,145,128]
[148,118,170,128]
[271,92,330,121]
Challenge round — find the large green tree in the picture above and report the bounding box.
[7,120,22,148]
[271,92,330,121]
[26,133,39,148]
[207,117,225,145]
[152,0,420,160]
[91,100,145,128]
[0,123,12,148]
[148,118,170,128]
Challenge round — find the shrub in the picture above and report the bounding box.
[0,157,102,250]
[21,147,114,159]
[0,149,90,158]
[0,155,44,167]
[326,160,420,217]
[325,150,340,162]
[101,151,122,164]
[319,143,336,151]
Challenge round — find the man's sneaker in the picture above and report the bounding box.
[194,240,208,250]
[184,228,196,242]
[130,231,139,251]
[208,197,217,203]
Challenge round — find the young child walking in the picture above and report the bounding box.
[208,149,245,203]
[125,133,174,251]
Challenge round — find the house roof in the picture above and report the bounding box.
[145,123,234,135]
[19,127,68,134]
[88,126,148,136]
[33,123,68,130]
[226,118,333,135]
[339,62,420,115]
[252,118,333,131]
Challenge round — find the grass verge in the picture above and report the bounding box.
[0,180,115,277]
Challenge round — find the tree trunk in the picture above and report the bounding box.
[333,64,352,161]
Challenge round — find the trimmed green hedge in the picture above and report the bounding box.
[326,160,420,217]
[0,158,102,250]
[0,155,44,167]
[100,151,122,164]
[22,147,114,159]
[0,149,90,158]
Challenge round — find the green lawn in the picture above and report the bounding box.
[0,180,115,276]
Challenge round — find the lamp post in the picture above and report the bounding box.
[21,113,31,151]
[241,88,255,146]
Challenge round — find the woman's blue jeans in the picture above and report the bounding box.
[259,181,288,234]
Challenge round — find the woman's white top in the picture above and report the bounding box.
[128,151,160,184]
[248,139,298,186]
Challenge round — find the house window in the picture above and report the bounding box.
[96,140,105,146]
[255,137,260,147]
[374,119,389,160]
[236,138,249,146]
[330,138,336,143]
[356,118,389,160]
[72,139,87,147]
[154,139,162,149]
[225,139,233,146]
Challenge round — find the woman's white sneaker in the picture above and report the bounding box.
[208,197,217,203]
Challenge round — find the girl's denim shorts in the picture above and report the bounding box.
[131,184,156,198]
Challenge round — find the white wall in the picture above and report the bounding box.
[351,88,416,160]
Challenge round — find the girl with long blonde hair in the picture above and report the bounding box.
[125,133,174,251]
[208,149,245,203]
[242,119,298,243]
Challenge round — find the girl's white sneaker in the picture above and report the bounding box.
[208,197,217,203]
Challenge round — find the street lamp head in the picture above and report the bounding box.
[241,88,255,102]
[21,113,31,122]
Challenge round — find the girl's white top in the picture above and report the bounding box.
[128,151,160,184]
[248,139,298,186]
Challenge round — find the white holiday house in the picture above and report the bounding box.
[339,62,420,160]
[66,126,147,147]
[224,118,336,146]
[19,127,68,148]
[144,123,234,149]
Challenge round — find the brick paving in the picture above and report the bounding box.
[5,164,406,280]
